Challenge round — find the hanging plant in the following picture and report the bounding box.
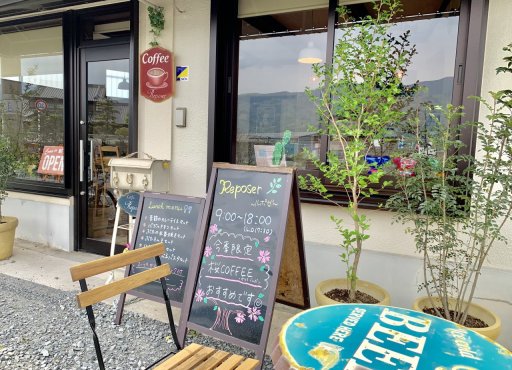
[148,6,165,47]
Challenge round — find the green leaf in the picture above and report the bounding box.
[258,316,264,322]
[203,298,208,303]
[258,293,264,299]
[213,306,218,311]
[260,265,266,271]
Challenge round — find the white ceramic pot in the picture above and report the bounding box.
[413,296,501,341]
[315,278,391,306]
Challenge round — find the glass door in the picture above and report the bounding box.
[79,44,130,255]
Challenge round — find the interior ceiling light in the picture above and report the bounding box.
[298,41,323,64]
[118,77,129,90]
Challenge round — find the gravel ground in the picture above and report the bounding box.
[0,274,274,369]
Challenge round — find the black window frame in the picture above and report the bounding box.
[209,0,489,208]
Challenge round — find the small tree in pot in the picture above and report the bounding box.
[0,135,21,259]
[299,0,417,303]
[387,44,512,339]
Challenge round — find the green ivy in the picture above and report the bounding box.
[148,6,165,47]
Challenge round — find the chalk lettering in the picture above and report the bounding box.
[218,180,262,199]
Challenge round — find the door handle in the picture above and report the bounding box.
[79,139,84,182]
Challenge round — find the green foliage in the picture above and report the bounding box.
[387,44,512,324]
[148,6,165,47]
[272,130,291,165]
[299,0,418,301]
[0,136,22,220]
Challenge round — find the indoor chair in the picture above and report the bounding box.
[69,242,181,369]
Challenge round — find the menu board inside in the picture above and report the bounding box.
[187,167,293,346]
[128,193,204,304]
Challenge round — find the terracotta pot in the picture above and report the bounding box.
[315,278,391,306]
[413,296,501,341]
[0,216,19,260]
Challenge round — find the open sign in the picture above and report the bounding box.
[37,146,64,175]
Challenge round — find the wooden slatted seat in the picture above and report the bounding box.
[154,343,260,370]
[70,242,181,370]
[70,242,259,369]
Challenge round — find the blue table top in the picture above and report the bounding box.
[279,304,511,369]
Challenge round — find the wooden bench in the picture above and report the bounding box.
[70,242,260,369]
[70,242,181,370]
[154,343,260,370]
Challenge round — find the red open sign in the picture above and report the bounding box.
[37,146,64,176]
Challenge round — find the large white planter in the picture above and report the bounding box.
[0,216,19,260]
[315,278,391,306]
[413,296,501,341]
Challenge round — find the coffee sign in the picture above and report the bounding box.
[140,46,173,102]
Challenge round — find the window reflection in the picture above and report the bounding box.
[330,0,461,160]
[236,9,328,169]
[0,23,64,183]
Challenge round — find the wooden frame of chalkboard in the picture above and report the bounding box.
[115,192,205,324]
[177,163,309,366]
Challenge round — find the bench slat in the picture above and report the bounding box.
[154,343,203,370]
[70,242,165,281]
[76,264,170,308]
[215,354,244,370]
[194,350,231,370]
[235,358,260,370]
[175,345,216,370]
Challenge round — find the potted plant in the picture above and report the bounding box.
[299,0,417,304]
[386,44,512,339]
[0,136,21,260]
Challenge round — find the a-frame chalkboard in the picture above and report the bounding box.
[178,163,309,366]
[115,192,204,324]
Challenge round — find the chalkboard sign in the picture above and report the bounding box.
[178,163,308,363]
[117,192,140,217]
[115,193,205,324]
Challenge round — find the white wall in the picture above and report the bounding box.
[3,192,73,252]
[138,0,210,197]
[477,0,512,268]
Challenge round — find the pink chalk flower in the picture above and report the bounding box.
[204,245,213,257]
[209,224,218,234]
[194,289,205,302]
[235,312,246,324]
[247,306,261,322]
[257,250,270,264]
[263,236,270,243]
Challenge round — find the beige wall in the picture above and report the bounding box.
[476,0,512,269]
[138,0,210,197]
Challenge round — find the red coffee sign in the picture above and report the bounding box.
[37,146,64,176]
[140,46,173,102]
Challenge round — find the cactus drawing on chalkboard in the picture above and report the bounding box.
[266,177,282,194]
[272,130,291,166]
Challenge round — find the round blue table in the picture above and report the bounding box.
[274,304,511,369]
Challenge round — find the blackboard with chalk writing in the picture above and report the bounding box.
[177,163,309,363]
[118,192,204,306]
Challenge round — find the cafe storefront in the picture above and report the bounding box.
[1,0,512,346]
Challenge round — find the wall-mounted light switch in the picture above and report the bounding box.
[175,107,187,127]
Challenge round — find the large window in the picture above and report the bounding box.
[237,8,328,169]
[222,0,484,204]
[0,20,64,185]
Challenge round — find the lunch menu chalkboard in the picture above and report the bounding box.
[178,163,308,361]
[127,193,204,304]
